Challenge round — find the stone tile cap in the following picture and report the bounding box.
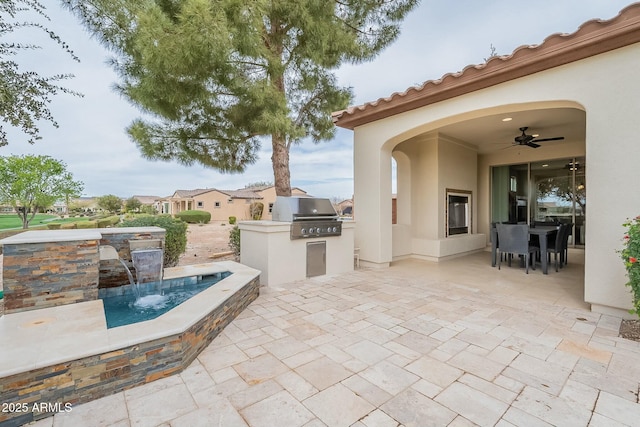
[0,229,102,245]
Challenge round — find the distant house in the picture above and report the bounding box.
[131,195,161,206]
[131,195,162,212]
[336,199,353,217]
[50,201,67,214]
[0,205,15,214]
[69,197,100,213]
[163,186,307,221]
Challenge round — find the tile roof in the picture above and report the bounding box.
[132,195,161,204]
[172,189,213,198]
[170,186,307,200]
[333,3,640,129]
[221,189,263,199]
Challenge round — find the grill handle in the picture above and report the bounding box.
[293,216,339,221]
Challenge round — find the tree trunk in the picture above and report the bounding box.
[267,20,292,197]
[271,134,291,196]
[20,207,38,229]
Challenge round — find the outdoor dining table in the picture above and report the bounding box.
[491,225,558,274]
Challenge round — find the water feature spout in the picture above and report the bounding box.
[131,249,164,284]
[98,245,119,261]
[100,242,165,304]
[100,245,140,298]
[130,248,165,307]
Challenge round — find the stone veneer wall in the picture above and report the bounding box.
[2,240,100,315]
[98,228,165,289]
[0,276,259,427]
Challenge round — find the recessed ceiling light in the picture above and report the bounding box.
[502,117,512,122]
[532,134,539,138]
[542,164,549,167]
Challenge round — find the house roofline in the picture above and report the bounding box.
[333,3,640,130]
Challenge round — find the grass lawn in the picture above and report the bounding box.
[0,214,96,231]
[0,214,57,230]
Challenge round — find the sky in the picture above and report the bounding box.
[2,0,635,200]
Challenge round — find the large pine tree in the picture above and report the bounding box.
[63,0,419,195]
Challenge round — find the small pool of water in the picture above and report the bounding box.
[100,271,232,328]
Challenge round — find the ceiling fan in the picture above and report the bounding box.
[513,126,564,148]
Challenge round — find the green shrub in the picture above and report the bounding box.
[621,216,640,316]
[61,222,78,229]
[77,221,97,229]
[119,215,187,267]
[175,210,211,224]
[96,215,120,228]
[97,218,111,227]
[229,225,240,258]
[228,216,236,225]
[47,223,61,230]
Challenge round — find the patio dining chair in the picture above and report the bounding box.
[545,224,565,272]
[561,223,574,267]
[496,223,540,274]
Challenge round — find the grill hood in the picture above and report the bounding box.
[271,196,338,222]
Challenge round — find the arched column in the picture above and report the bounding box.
[353,132,393,267]
[391,150,412,259]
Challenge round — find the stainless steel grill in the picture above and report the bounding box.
[271,196,342,239]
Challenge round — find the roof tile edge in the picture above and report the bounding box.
[333,3,640,130]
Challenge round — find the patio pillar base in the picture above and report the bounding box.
[591,303,636,320]
[359,260,390,269]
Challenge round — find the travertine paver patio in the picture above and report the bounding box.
[33,250,640,427]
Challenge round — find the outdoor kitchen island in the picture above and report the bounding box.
[239,197,355,286]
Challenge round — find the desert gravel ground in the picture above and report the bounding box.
[177,220,237,266]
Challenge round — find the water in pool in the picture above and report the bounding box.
[101,271,232,328]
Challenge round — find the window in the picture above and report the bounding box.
[446,189,472,237]
[214,201,221,208]
[197,201,204,208]
[269,203,274,213]
[228,198,233,204]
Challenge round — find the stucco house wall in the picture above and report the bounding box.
[166,186,309,222]
[191,190,251,221]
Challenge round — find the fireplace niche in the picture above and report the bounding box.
[446,189,471,237]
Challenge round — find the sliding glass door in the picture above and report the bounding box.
[491,163,529,224]
[491,157,585,247]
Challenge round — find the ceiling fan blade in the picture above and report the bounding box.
[526,142,541,148]
[531,136,564,143]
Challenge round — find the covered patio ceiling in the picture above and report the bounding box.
[436,107,586,154]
